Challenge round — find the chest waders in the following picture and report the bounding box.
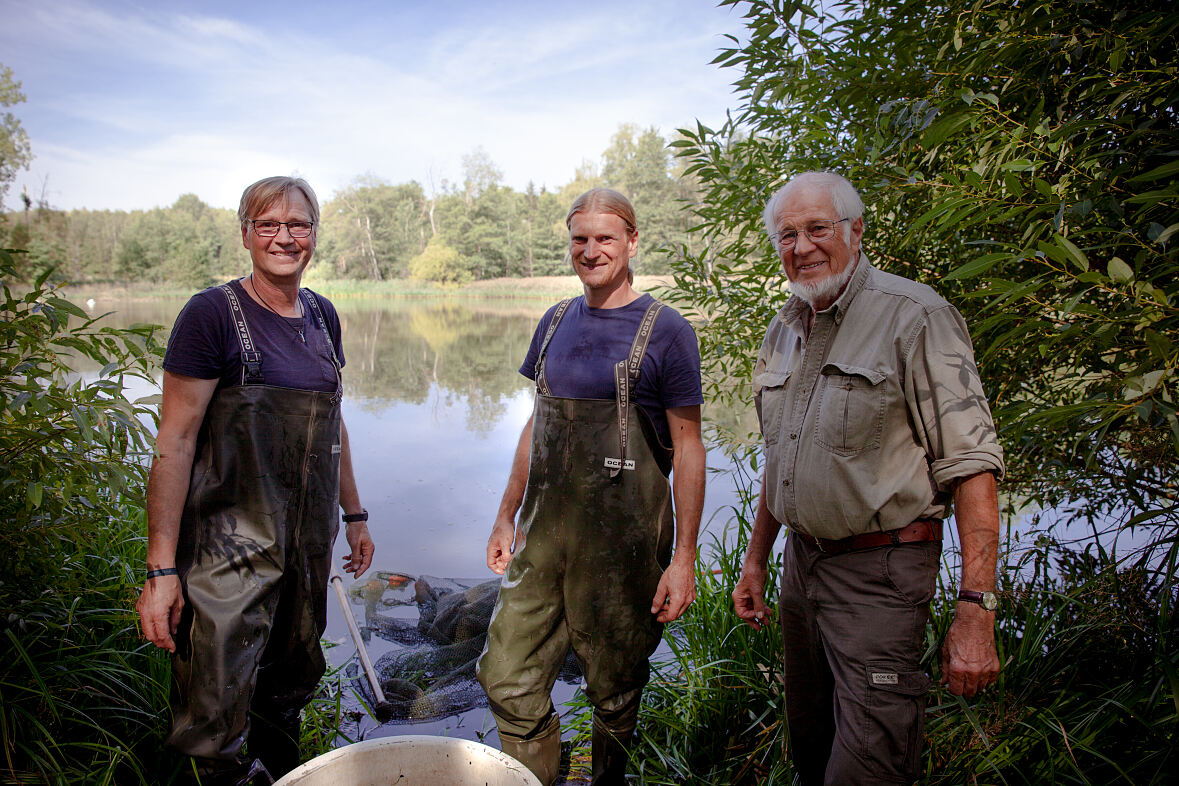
[167,285,341,783]
[477,298,674,786]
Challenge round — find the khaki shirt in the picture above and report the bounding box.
[754,257,1005,540]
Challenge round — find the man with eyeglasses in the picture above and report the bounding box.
[731,171,1005,785]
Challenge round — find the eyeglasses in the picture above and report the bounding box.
[771,218,850,250]
[249,219,315,238]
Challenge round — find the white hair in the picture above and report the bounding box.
[762,171,865,248]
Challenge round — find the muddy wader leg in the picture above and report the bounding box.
[591,699,640,786]
[497,713,562,786]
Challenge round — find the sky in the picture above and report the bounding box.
[0,0,745,212]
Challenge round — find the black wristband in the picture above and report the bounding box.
[342,509,369,523]
[146,567,179,580]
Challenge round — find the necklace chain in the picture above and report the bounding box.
[246,275,305,342]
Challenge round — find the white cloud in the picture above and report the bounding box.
[2,0,742,211]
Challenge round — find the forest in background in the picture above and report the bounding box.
[0,123,701,289]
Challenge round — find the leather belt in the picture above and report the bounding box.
[793,519,943,555]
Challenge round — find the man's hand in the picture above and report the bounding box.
[343,521,374,577]
[486,518,518,575]
[136,575,184,653]
[941,602,1000,697]
[732,566,771,631]
[651,555,696,623]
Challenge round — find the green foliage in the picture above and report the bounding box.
[0,249,173,782]
[408,236,475,286]
[673,0,1177,539]
[0,64,32,205]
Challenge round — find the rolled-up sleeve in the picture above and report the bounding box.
[906,304,1005,491]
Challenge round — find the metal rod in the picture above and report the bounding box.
[330,570,392,721]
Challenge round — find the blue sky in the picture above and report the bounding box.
[1,0,744,212]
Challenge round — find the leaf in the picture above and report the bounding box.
[1054,235,1089,272]
[1107,258,1134,284]
[1155,223,1179,245]
[1123,370,1167,400]
[1127,159,1179,184]
[945,253,1008,281]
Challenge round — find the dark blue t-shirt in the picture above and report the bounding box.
[520,293,703,447]
[163,278,345,393]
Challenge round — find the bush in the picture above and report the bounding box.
[0,248,173,783]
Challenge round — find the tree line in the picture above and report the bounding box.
[1,124,700,289]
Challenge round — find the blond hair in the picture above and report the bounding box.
[238,176,320,228]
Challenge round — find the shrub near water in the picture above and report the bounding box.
[0,248,172,784]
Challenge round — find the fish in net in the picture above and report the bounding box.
[346,572,582,721]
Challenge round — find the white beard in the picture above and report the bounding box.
[789,257,857,308]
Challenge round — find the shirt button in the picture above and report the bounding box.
[790,433,797,439]
[783,479,791,487]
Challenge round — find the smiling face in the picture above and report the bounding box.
[241,190,318,284]
[568,210,638,306]
[773,184,864,310]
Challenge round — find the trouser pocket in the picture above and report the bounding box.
[857,662,929,780]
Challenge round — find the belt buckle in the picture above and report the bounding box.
[814,535,827,553]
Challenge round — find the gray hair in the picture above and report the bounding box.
[762,171,864,245]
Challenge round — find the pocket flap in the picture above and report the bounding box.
[821,362,887,386]
[754,369,790,390]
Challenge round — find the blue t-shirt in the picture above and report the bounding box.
[520,293,703,447]
[163,278,345,393]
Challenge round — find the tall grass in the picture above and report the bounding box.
[0,506,174,785]
[573,463,1179,785]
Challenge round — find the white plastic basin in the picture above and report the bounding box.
[272,735,541,786]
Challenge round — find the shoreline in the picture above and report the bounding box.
[61,274,679,302]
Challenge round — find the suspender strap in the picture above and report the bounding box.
[302,288,343,402]
[534,297,575,397]
[220,284,265,385]
[609,300,664,478]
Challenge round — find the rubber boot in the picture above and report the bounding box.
[500,718,562,786]
[248,708,301,780]
[590,715,635,786]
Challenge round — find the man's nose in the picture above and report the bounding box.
[793,231,818,254]
[584,239,600,258]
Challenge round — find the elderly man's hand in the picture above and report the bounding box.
[343,521,375,577]
[732,566,771,631]
[941,602,1000,697]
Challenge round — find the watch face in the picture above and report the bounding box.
[961,589,999,611]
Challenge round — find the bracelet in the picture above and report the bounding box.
[146,567,179,580]
[342,509,369,523]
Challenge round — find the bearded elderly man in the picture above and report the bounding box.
[732,171,1005,785]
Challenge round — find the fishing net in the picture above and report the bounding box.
[345,572,582,721]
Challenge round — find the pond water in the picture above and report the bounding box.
[82,291,752,749]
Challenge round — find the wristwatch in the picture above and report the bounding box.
[958,589,999,611]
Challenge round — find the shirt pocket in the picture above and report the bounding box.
[814,362,887,456]
[753,368,791,445]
